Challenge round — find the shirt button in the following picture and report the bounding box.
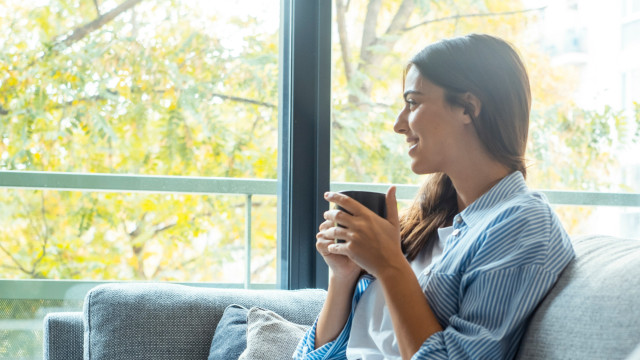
[456,216,463,223]
[452,229,460,236]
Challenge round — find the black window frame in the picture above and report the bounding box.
[277,0,331,290]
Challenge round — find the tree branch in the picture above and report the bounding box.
[403,6,546,32]
[52,0,143,50]
[0,242,32,276]
[93,0,101,16]
[31,192,50,270]
[335,0,353,83]
[360,0,383,63]
[385,0,416,35]
[210,93,276,108]
[354,0,415,103]
[2,89,274,117]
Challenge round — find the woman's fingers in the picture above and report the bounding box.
[318,219,334,231]
[317,225,352,242]
[324,192,367,217]
[315,237,333,253]
[385,186,400,228]
[323,208,359,230]
[327,242,348,255]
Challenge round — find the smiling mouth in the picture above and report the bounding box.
[408,139,418,155]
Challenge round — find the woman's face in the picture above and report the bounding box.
[393,66,467,175]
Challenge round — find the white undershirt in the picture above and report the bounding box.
[345,226,452,360]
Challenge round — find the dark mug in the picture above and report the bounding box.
[334,190,387,243]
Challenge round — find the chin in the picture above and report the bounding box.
[410,160,437,175]
[410,162,428,175]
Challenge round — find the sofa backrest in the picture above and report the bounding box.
[517,235,640,360]
[83,283,326,360]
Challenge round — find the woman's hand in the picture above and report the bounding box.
[316,218,363,282]
[319,186,405,278]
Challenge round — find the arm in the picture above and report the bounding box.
[315,273,359,347]
[293,275,373,360]
[292,209,369,360]
[410,206,574,359]
[322,187,440,358]
[377,260,443,360]
[411,265,562,359]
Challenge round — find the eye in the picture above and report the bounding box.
[405,98,417,110]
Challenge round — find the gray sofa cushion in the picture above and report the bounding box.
[83,283,326,360]
[43,312,83,360]
[517,235,640,360]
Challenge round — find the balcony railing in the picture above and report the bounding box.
[1,169,639,299]
[0,170,639,359]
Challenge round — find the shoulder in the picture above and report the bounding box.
[471,190,574,271]
[488,189,556,232]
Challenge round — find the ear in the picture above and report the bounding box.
[461,93,481,123]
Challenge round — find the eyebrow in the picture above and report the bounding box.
[403,90,423,101]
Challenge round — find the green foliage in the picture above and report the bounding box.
[1,0,638,283]
[0,0,279,281]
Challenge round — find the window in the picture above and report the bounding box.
[329,0,640,237]
[0,0,324,358]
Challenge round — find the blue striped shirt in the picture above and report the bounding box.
[293,171,575,360]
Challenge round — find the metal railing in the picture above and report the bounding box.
[1,169,639,302]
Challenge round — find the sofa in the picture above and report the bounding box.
[44,235,640,360]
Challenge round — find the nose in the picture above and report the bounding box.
[394,107,408,134]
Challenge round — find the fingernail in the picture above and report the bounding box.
[324,192,330,199]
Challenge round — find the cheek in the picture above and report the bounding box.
[407,112,425,133]
[408,115,433,141]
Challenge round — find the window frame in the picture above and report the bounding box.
[277,0,331,290]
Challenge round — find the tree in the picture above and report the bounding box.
[1,0,637,282]
[0,0,279,282]
[329,0,639,231]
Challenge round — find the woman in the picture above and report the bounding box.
[293,34,575,360]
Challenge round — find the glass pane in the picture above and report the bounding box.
[553,205,640,238]
[0,0,281,358]
[622,19,640,50]
[330,0,640,236]
[0,188,277,358]
[0,188,277,283]
[0,0,279,179]
[0,298,83,360]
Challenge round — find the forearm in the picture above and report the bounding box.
[378,261,443,360]
[314,273,359,348]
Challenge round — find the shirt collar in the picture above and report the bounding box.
[458,171,528,227]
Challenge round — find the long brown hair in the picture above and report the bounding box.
[400,34,531,261]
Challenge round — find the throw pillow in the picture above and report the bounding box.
[207,304,249,360]
[238,307,309,360]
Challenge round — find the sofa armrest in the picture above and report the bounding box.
[43,312,83,360]
[83,283,326,360]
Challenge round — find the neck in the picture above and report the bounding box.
[449,162,512,212]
